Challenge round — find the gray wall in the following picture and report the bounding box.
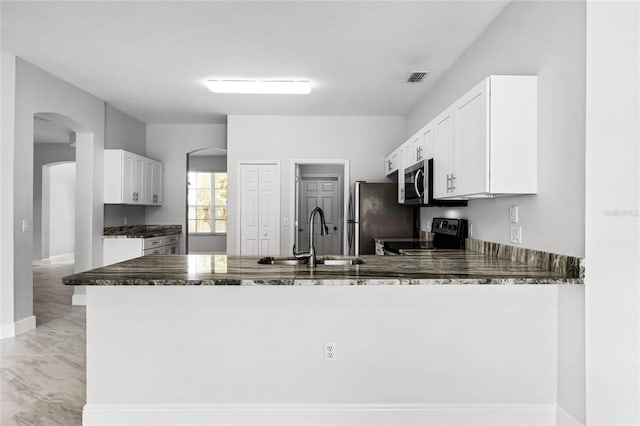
[32,143,75,260]
[9,57,106,321]
[187,155,228,253]
[104,104,147,226]
[145,124,227,254]
[406,0,585,258]
[227,115,405,255]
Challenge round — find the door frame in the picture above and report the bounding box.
[289,159,350,255]
[236,160,281,255]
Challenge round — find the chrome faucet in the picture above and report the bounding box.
[293,206,329,267]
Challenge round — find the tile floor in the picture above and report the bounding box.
[1,262,85,425]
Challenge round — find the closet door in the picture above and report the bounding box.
[258,164,278,255]
[239,163,280,255]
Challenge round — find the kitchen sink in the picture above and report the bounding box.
[257,257,308,265]
[316,256,365,266]
[257,256,365,266]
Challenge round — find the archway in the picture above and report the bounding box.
[33,112,96,306]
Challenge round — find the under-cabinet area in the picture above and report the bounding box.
[104,149,164,206]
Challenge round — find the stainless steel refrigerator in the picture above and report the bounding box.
[348,182,415,255]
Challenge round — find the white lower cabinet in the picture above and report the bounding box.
[103,234,180,266]
[239,163,280,256]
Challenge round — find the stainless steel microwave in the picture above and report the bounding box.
[404,159,467,207]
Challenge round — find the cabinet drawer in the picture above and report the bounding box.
[163,243,179,255]
[143,237,163,250]
[143,247,163,256]
[163,235,179,246]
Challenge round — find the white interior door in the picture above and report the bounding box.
[258,164,278,255]
[239,163,280,256]
[298,177,341,255]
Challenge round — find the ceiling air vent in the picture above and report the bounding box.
[406,72,430,83]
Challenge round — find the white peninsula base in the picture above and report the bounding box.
[83,284,584,426]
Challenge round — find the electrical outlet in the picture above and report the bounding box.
[325,342,336,361]
[283,217,289,226]
[510,225,522,244]
[509,205,519,223]
[22,219,31,232]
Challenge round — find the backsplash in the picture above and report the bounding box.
[466,238,584,278]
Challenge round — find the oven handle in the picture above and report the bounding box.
[415,168,423,198]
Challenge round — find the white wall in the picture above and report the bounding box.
[227,115,405,255]
[406,0,585,258]
[104,104,146,227]
[32,143,75,260]
[187,155,227,253]
[1,52,17,335]
[146,124,227,253]
[585,2,640,424]
[44,162,76,257]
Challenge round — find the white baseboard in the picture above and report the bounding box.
[1,322,15,339]
[83,403,557,426]
[72,293,86,306]
[556,404,583,425]
[1,315,36,339]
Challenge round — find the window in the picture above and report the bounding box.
[188,172,227,234]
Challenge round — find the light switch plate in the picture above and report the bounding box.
[509,205,519,223]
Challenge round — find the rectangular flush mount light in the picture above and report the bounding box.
[205,80,311,94]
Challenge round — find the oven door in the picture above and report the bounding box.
[404,161,425,205]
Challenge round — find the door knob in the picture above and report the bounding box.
[333,226,338,231]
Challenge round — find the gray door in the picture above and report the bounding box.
[298,178,341,255]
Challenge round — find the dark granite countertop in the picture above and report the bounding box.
[62,252,583,286]
[103,225,182,238]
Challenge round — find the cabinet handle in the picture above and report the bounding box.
[446,174,451,192]
[451,173,456,190]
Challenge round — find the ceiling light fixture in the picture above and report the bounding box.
[206,80,311,94]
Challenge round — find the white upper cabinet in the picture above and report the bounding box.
[142,157,164,205]
[384,146,402,176]
[104,149,164,206]
[433,107,456,199]
[435,75,538,199]
[386,75,537,201]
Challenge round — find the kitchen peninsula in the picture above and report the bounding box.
[64,251,583,426]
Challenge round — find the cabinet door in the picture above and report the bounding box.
[433,107,455,199]
[385,148,400,175]
[422,124,434,160]
[122,151,137,204]
[142,158,155,205]
[455,79,489,196]
[151,161,163,205]
[122,152,144,204]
